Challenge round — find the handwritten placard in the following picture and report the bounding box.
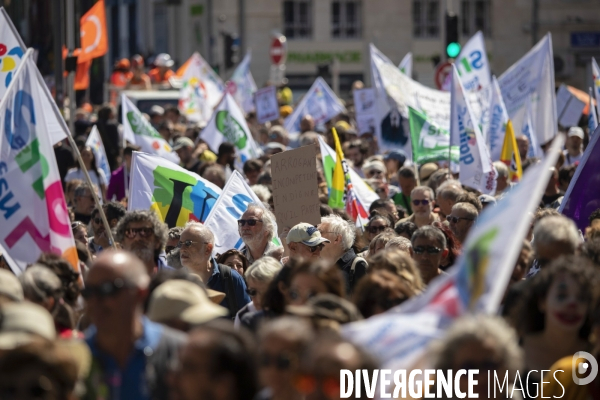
[271,145,321,234]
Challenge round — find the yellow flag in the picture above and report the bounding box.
[329,127,346,208]
[499,120,523,182]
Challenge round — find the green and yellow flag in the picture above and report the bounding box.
[499,120,523,182]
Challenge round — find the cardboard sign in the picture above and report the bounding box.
[271,146,321,234]
[255,85,279,124]
[353,88,377,135]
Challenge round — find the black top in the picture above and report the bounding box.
[336,248,368,294]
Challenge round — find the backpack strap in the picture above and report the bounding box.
[219,264,238,318]
[349,256,367,290]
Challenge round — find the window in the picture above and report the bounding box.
[461,0,492,37]
[332,1,362,39]
[283,0,313,39]
[412,0,440,38]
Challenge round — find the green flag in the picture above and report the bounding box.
[408,107,459,164]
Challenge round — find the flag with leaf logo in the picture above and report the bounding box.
[408,107,459,164]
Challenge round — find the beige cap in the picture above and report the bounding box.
[286,223,330,246]
[147,280,228,325]
[0,302,56,349]
[419,162,439,181]
[0,269,23,302]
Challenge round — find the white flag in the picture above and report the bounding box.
[182,52,225,109]
[204,170,280,255]
[199,93,262,165]
[129,152,222,227]
[521,97,544,159]
[398,52,412,77]
[284,77,346,134]
[499,34,557,145]
[455,31,491,91]
[592,58,600,122]
[0,8,26,101]
[450,65,497,195]
[121,94,180,164]
[485,77,510,161]
[0,50,78,273]
[86,125,111,184]
[229,51,257,114]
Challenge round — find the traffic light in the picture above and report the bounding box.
[224,34,240,69]
[445,12,460,59]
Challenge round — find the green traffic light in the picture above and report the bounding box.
[446,42,461,58]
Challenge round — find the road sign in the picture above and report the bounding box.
[435,61,453,90]
[270,36,286,65]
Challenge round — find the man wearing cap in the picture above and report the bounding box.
[149,53,175,86]
[173,137,202,174]
[287,223,330,261]
[564,126,584,167]
[149,105,165,129]
[147,280,228,332]
[84,251,186,399]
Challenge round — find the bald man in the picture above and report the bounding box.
[83,251,186,399]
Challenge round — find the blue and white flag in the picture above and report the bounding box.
[455,31,491,92]
[485,77,509,161]
[589,87,598,134]
[521,97,544,159]
[203,170,280,256]
[229,51,257,114]
[86,125,111,185]
[450,65,496,195]
[284,77,346,134]
[398,52,412,77]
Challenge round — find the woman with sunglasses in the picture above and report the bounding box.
[364,212,394,245]
[256,317,314,400]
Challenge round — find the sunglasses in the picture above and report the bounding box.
[238,219,263,227]
[413,246,442,255]
[367,225,388,234]
[246,288,258,297]
[412,199,430,206]
[446,215,475,224]
[124,227,154,239]
[81,278,133,299]
[260,353,295,370]
[305,243,325,253]
[294,374,340,399]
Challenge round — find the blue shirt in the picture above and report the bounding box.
[85,317,164,400]
[208,257,251,313]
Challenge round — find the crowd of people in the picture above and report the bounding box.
[1,65,600,399]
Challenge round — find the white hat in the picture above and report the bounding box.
[568,126,584,139]
[147,280,228,325]
[0,302,56,349]
[155,53,175,68]
[0,269,23,302]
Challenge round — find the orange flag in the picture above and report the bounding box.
[176,56,191,77]
[74,60,92,90]
[78,0,108,63]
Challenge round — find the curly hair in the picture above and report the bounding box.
[216,249,250,274]
[36,253,80,308]
[511,255,598,339]
[353,270,418,318]
[114,210,168,260]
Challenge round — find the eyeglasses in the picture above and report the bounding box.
[124,227,154,239]
[246,288,258,297]
[81,278,133,299]
[412,199,430,206]
[294,374,340,399]
[413,246,443,255]
[238,219,263,227]
[304,243,325,253]
[177,240,206,248]
[260,353,295,370]
[367,225,388,234]
[446,215,475,224]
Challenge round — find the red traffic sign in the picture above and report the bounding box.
[434,61,453,90]
[270,36,286,65]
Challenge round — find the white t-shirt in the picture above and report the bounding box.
[64,168,107,187]
[562,150,583,167]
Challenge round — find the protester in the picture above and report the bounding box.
[364,212,394,243]
[65,146,108,201]
[287,260,345,306]
[173,137,202,174]
[369,198,400,222]
[126,54,152,90]
[244,159,264,186]
[564,126,584,166]
[36,253,81,310]
[364,231,396,257]
[286,223,330,261]
[411,225,448,285]
[72,221,89,246]
[353,270,417,318]
[114,210,170,274]
[435,179,463,220]
[71,184,96,224]
[88,202,126,254]
[394,220,417,239]
[383,150,407,185]
[244,257,282,312]
[217,142,238,170]
[149,53,176,86]
[397,186,439,228]
[179,221,251,316]
[216,249,250,275]
[516,135,530,162]
[447,202,478,244]
[106,145,138,201]
[368,249,424,291]
[257,317,314,400]
[432,221,462,270]
[318,214,367,293]
[238,203,281,263]
[170,321,259,400]
[528,215,580,276]
[83,251,186,399]
[493,161,513,197]
[540,167,564,208]
[65,179,83,207]
[393,166,417,214]
[384,236,412,253]
[146,279,228,331]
